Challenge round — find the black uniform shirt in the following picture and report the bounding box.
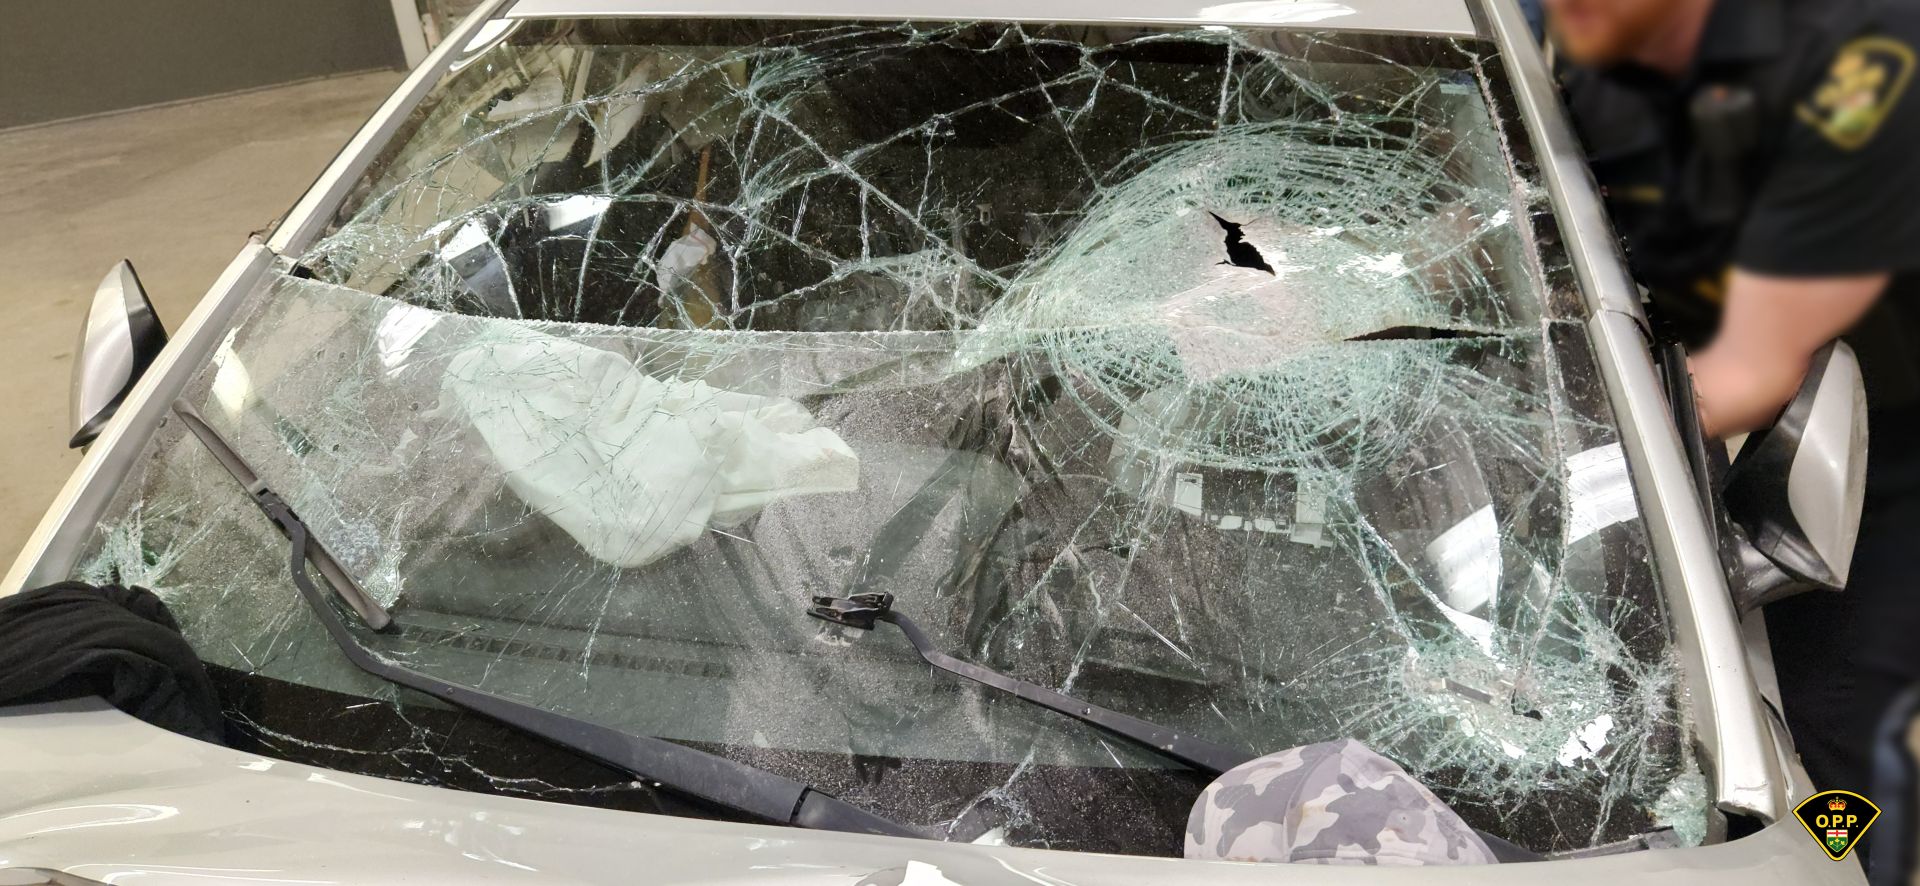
[1563,0,1920,418]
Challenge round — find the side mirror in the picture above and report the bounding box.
[69,260,167,449]
[1722,341,1869,612]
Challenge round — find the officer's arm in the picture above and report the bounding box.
[1689,271,1886,438]
[1700,16,1920,438]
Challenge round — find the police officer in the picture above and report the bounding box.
[1545,0,1920,807]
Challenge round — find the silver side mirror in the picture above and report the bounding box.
[1723,341,1869,612]
[69,260,167,449]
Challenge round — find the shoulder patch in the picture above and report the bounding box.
[1796,36,1916,150]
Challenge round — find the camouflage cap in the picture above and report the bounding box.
[1185,739,1498,866]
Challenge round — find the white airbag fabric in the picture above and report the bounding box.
[443,326,859,567]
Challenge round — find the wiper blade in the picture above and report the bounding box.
[174,405,393,631]
[172,402,922,841]
[808,592,1255,774]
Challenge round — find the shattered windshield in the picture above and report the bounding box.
[77,20,1703,856]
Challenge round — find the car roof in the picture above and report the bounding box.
[501,0,1479,38]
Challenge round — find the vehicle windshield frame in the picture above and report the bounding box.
[55,11,1715,859]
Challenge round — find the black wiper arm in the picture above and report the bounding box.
[174,404,393,631]
[809,593,1255,775]
[172,402,921,841]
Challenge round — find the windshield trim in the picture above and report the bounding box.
[1475,0,1784,825]
[502,0,1477,37]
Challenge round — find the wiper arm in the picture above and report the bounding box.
[808,593,1255,774]
[172,402,921,841]
[174,405,394,631]
[810,594,1552,863]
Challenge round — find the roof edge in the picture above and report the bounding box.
[502,0,1478,38]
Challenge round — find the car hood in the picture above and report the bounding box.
[0,699,1860,885]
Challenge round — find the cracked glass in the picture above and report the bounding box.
[75,19,1704,857]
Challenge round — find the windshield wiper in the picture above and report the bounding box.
[172,402,922,841]
[808,592,1255,774]
[810,593,1550,863]
[172,405,394,631]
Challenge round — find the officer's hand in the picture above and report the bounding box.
[1687,270,1885,438]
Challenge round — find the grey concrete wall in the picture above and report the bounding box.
[0,0,406,129]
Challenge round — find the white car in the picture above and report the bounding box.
[0,0,1877,882]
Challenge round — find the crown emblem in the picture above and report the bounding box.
[1829,797,1849,812]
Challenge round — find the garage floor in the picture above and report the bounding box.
[0,70,405,569]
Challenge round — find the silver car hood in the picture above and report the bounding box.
[0,700,1859,884]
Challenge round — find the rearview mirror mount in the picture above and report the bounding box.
[69,260,167,449]
[1722,341,1869,612]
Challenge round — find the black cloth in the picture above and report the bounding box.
[1563,0,1920,411]
[0,581,224,744]
[1560,0,1920,803]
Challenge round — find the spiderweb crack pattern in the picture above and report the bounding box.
[75,20,1703,856]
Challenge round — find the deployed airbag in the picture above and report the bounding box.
[444,326,860,567]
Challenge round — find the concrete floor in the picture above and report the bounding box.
[0,70,405,569]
